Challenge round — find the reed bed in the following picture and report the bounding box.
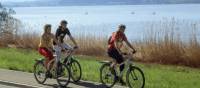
[0,19,200,68]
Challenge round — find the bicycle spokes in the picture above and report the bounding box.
[36,68,45,79]
[127,67,145,88]
[71,63,78,73]
[104,68,114,83]
[56,64,70,87]
[71,64,78,76]
[131,71,138,80]
[34,62,47,84]
[70,60,82,82]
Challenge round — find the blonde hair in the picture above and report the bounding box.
[44,24,51,34]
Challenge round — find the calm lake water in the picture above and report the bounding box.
[13,4,200,41]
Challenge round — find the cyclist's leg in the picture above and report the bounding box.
[38,47,54,70]
[53,45,63,74]
[111,49,125,84]
[113,50,125,74]
[111,60,117,69]
[107,49,119,74]
[108,48,124,71]
[53,45,62,63]
[108,49,115,68]
[118,58,125,78]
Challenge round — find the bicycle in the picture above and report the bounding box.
[63,48,82,82]
[34,50,71,87]
[100,52,145,88]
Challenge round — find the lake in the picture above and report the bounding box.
[13,4,200,41]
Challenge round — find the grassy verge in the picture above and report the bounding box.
[0,48,200,88]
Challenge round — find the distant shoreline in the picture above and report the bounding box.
[2,3,200,8]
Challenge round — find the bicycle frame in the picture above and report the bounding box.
[45,50,73,74]
[100,52,145,88]
[63,50,76,64]
[113,53,135,76]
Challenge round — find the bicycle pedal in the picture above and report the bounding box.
[46,73,53,78]
[114,76,119,81]
[119,79,126,86]
[45,71,52,78]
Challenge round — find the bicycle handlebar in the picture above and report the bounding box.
[122,50,136,56]
[64,46,78,55]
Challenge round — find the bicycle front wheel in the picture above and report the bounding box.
[70,59,82,82]
[33,60,47,84]
[126,66,145,88]
[56,64,71,87]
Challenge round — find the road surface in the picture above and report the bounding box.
[0,69,126,88]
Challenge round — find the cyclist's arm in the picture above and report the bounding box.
[69,35,78,47]
[124,40,136,52]
[66,28,78,47]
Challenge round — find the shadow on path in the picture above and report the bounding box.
[72,81,107,88]
[42,81,108,88]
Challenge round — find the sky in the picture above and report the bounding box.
[0,0,36,2]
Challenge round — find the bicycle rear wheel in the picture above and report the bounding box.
[100,63,117,88]
[34,59,47,84]
[126,66,145,88]
[70,59,82,82]
[56,63,71,87]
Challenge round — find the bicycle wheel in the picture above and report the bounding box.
[34,60,47,84]
[70,59,82,82]
[56,63,71,87]
[126,66,145,88]
[100,63,117,88]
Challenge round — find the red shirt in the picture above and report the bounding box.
[108,32,127,50]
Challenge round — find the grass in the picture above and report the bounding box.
[0,48,200,88]
[0,48,38,72]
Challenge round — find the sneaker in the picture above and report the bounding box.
[57,67,65,77]
[114,76,119,81]
[109,67,115,75]
[46,71,52,78]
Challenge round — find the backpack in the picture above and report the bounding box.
[108,32,116,44]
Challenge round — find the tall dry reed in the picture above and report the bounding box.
[1,18,200,67]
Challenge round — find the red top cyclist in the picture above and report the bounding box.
[107,24,136,85]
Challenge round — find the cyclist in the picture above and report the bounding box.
[53,20,78,62]
[38,24,60,71]
[107,24,136,85]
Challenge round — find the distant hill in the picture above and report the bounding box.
[2,0,200,7]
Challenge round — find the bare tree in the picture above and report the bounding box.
[0,2,21,45]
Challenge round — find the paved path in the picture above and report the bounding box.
[0,84,20,88]
[0,69,126,88]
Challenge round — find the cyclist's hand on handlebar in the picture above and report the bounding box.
[132,49,137,54]
[61,48,67,53]
[73,46,78,49]
[122,52,128,55]
[61,49,65,52]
